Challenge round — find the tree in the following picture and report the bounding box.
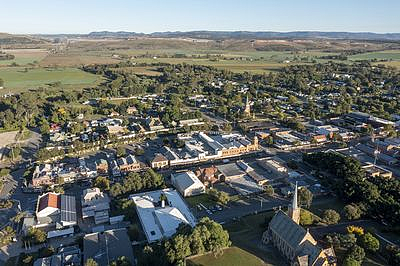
[344,204,362,220]
[111,256,132,266]
[322,209,341,225]
[116,146,126,157]
[94,176,110,191]
[347,225,364,236]
[300,209,314,225]
[264,185,274,196]
[26,227,46,244]
[164,234,191,265]
[342,257,361,266]
[208,189,230,205]
[298,187,313,208]
[85,258,99,266]
[0,168,10,177]
[359,232,379,252]
[346,244,365,264]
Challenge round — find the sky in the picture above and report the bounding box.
[1,0,399,34]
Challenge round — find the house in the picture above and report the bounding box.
[95,159,108,174]
[171,171,206,197]
[81,188,110,225]
[118,154,140,173]
[126,106,138,115]
[35,192,77,228]
[151,153,169,169]
[108,110,120,117]
[83,229,135,266]
[194,166,219,186]
[146,117,165,131]
[110,160,121,177]
[32,164,56,187]
[36,192,60,218]
[262,184,336,265]
[33,245,81,266]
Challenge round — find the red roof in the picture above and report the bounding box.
[38,193,60,212]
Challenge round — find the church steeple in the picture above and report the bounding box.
[288,182,300,224]
[244,94,251,116]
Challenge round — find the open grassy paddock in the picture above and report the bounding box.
[0,48,48,66]
[0,66,103,92]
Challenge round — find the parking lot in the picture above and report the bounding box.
[189,193,289,224]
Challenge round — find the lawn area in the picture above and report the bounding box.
[185,193,216,208]
[222,211,285,265]
[309,197,346,218]
[0,66,103,91]
[187,247,268,266]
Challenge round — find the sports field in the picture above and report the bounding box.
[0,66,103,91]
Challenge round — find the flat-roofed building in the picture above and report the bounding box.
[81,187,110,225]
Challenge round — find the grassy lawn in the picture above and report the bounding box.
[0,66,103,91]
[187,247,268,266]
[222,211,285,265]
[185,193,216,208]
[309,197,345,218]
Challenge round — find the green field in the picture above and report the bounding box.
[0,49,48,66]
[187,247,268,266]
[349,50,400,61]
[0,66,103,91]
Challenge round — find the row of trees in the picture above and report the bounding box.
[303,151,400,225]
[110,169,164,197]
[139,217,231,266]
[326,226,380,266]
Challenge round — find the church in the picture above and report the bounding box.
[262,183,337,266]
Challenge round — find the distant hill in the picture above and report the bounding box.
[78,31,400,41]
[0,33,48,45]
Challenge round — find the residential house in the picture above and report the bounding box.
[151,153,169,169]
[118,154,140,173]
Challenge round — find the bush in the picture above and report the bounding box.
[300,209,314,225]
[322,209,341,225]
[208,189,230,205]
[359,232,379,252]
[344,204,362,220]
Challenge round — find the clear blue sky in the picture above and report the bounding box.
[1,0,399,34]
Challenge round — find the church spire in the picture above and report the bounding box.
[244,94,251,116]
[288,182,300,224]
[292,181,298,210]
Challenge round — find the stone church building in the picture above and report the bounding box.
[262,183,337,266]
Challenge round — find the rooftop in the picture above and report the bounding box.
[130,188,196,242]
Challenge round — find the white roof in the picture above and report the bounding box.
[130,189,196,242]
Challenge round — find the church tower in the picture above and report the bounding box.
[244,94,251,116]
[288,182,300,224]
